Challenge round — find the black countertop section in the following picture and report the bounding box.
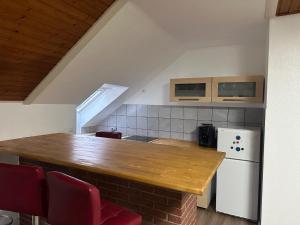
[123,135,158,142]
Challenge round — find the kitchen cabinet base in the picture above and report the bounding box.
[197,182,212,208]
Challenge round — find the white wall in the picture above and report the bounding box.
[126,43,266,105]
[261,14,300,225]
[0,103,76,142]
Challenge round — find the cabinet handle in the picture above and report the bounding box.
[178,98,199,101]
[222,99,246,102]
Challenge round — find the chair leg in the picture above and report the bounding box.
[32,216,39,225]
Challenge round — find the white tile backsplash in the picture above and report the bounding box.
[159,118,171,131]
[137,105,148,117]
[117,127,127,136]
[245,108,264,124]
[212,108,229,122]
[197,108,213,121]
[245,123,262,128]
[228,108,245,123]
[148,130,159,137]
[228,122,245,129]
[171,107,184,119]
[184,133,198,142]
[137,129,148,136]
[184,107,198,120]
[184,119,198,133]
[159,106,171,118]
[159,131,171,138]
[148,117,159,130]
[171,119,184,132]
[213,121,228,129]
[198,120,213,126]
[108,115,117,127]
[127,105,137,117]
[171,132,184,140]
[127,128,137,136]
[127,116,137,129]
[117,116,127,128]
[107,127,116,132]
[148,105,159,117]
[137,117,147,129]
[96,126,108,132]
[89,105,264,142]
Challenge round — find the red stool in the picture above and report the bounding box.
[0,163,47,225]
[47,172,142,225]
[95,131,122,139]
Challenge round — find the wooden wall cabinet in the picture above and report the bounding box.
[170,78,212,102]
[170,75,264,104]
[212,75,264,103]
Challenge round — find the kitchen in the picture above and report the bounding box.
[0,75,265,225]
[82,75,265,224]
[0,0,299,225]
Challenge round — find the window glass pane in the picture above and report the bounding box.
[175,83,206,97]
[218,82,256,97]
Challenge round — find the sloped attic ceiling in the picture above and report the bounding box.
[25,0,185,104]
[25,0,267,105]
[0,0,115,101]
[277,0,300,16]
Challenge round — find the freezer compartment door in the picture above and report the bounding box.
[217,128,261,162]
[216,158,260,221]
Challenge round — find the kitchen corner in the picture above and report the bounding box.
[123,135,218,209]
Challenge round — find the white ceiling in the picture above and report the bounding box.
[26,0,267,105]
[133,0,267,47]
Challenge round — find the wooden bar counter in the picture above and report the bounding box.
[0,133,225,225]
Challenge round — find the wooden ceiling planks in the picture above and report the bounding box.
[0,0,115,101]
[277,0,300,16]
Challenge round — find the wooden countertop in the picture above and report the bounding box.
[0,133,225,195]
[150,138,215,151]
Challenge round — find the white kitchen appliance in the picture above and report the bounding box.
[216,127,261,221]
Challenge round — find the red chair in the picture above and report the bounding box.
[47,171,142,225]
[0,163,47,225]
[95,131,122,139]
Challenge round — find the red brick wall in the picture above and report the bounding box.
[20,158,197,225]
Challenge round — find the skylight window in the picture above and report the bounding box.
[76,85,110,112]
[76,84,128,134]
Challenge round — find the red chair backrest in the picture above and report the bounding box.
[0,163,47,217]
[95,131,122,139]
[47,171,101,225]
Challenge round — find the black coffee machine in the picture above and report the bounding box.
[198,124,217,148]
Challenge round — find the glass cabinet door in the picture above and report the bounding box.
[170,78,212,102]
[212,76,264,103]
[175,83,206,97]
[218,82,256,97]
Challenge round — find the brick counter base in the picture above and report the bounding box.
[20,158,197,225]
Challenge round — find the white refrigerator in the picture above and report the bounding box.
[216,127,261,221]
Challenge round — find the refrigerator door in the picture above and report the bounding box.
[218,128,261,162]
[216,158,260,221]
